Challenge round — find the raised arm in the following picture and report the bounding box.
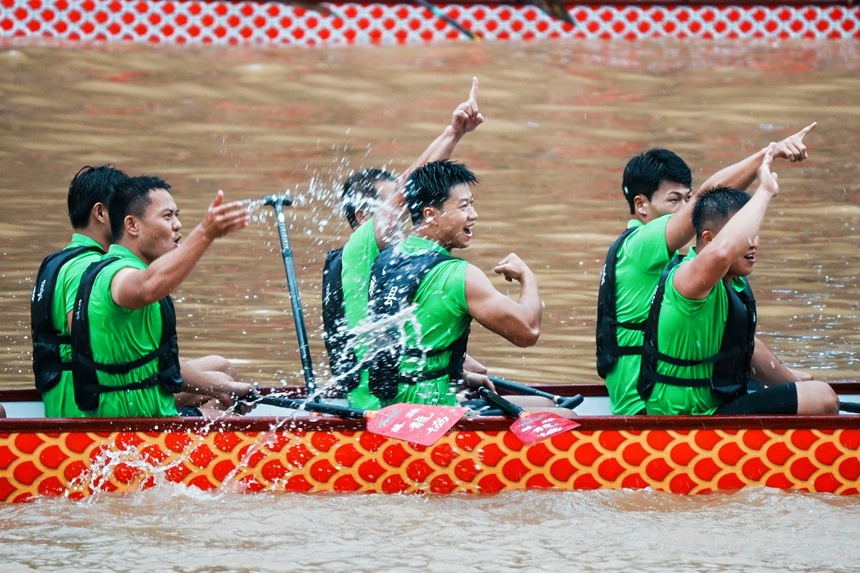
[465,254,541,348]
[663,123,816,255]
[673,146,779,301]
[111,191,250,309]
[698,122,816,193]
[374,77,484,250]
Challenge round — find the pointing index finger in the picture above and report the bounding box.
[798,122,817,137]
[469,76,479,102]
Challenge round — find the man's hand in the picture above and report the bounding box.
[773,122,816,163]
[450,77,484,136]
[493,253,533,284]
[200,190,251,240]
[210,378,256,412]
[756,144,779,198]
[462,370,495,392]
[463,353,488,376]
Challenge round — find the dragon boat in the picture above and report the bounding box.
[2,381,860,503]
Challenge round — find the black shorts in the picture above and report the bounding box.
[177,406,204,417]
[714,382,798,415]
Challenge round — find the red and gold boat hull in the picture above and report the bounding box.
[2,384,860,502]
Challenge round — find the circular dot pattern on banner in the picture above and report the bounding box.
[0,1,857,44]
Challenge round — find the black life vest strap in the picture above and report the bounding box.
[639,369,712,388]
[403,346,448,358]
[74,338,176,375]
[637,257,684,401]
[642,343,743,368]
[596,227,643,379]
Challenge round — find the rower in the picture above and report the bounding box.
[69,176,256,417]
[638,148,838,416]
[363,159,573,417]
[31,165,129,418]
[597,123,819,416]
[321,77,486,410]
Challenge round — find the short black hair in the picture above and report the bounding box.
[691,185,751,240]
[109,175,171,242]
[67,165,129,229]
[341,168,396,229]
[404,160,479,226]
[622,149,692,215]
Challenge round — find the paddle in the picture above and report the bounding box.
[415,0,481,41]
[532,0,574,25]
[477,387,580,446]
[489,375,583,410]
[253,393,468,447]
[263,194,317,395]
[839,401,860,414]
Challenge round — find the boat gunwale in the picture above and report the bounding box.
[2,413,860,434]
[1,381,859,434]
[347,0,856,6]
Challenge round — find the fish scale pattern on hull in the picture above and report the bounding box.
[2,424,860,502]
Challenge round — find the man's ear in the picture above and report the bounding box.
[700,229,715,247]
[422,205,437,224]
[633,194,649,217]
[92,202,108,224]
[124,215,140,238]
[355,208,371,227]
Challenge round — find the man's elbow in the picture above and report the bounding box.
[510,326,540,348]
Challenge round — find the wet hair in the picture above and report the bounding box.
[109,175,171,242]
[67,165,130,230]
[341,168,396,230]
[691,185,751,240]
[404,160,479,226]
[622,148,692,215]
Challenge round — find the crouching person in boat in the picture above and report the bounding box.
[69,175,255,418]
[637,146,838,416]
[363,160,571,414]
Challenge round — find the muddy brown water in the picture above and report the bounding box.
[0,39,859,572]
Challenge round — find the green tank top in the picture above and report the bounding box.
[43,234,104,418]
[605,215,675,415]
[340,218,382,410]
[86,245,178,417]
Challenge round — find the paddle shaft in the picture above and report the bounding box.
[478,387,525,418]
[255,393,367,419]
[489,376,583,410]
[415,0,480,40]
[264,195,317,394]
[839,401,860,414]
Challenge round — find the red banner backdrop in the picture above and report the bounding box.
[1,1,858,44]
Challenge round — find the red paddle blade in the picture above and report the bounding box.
[510,412,580,446]
[366,404,469,447]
